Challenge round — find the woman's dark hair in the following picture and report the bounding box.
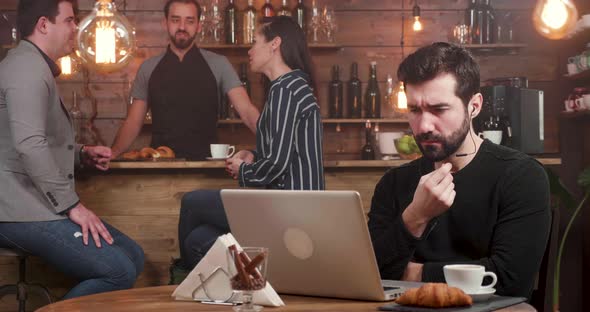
[397,42,480,107]
[164,0,201,20]
[260,16,317,92]
[17,0,77,39]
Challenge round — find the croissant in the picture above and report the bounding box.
[156,146,175,158]
[396,283,472,308]
[121,150,140,160]
[139,147,161,159]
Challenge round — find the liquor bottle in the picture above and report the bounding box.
[242,0,257,44]
[262,0,275,17]
[465,0,479,43]
[385,74,395,113]
[224,0,238,44]
[365,61,381,118]
[361,122,375,160]
[328,65,343,118]
[482,0,495,43]
[69,91,84,142]
[293,0,307,34]
[347,62,362,118]
[277,0,292,17]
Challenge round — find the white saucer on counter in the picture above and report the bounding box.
[205,156,230,160]
[467,288,496,302]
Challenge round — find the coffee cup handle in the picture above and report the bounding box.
[227,146,235,158]
[481,271,497,289]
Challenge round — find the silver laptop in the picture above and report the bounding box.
[220,189,409,301]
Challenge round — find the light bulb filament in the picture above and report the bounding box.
[413,16,423,31]
[397,82,407,110]
[60,56,72,75]
[95,20,116,64]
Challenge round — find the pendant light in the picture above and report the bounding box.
[397,0,408,111]
[76,0,136,72]
[412,0,423,32]
[532,0,578,39]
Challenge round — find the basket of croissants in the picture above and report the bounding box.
[395,283,473,308]
[120,146,176,161]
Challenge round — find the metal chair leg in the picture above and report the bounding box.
[0,284,16,299]
[29,283,54,304]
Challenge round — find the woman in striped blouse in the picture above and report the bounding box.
[175,16,325,272]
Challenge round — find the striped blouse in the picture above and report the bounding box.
[238,69,325,190]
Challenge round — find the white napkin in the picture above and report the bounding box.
[172,233,285,307]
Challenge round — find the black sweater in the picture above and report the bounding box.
[368,140,550,298]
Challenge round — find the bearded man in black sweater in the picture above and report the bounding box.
[368,42,550,299]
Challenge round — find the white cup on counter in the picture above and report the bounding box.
[443,264,497,294]
[210,144,235,159]
[478,130,503,145]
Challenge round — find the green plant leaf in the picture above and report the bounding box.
[545,167,575,210]
[578,167,590,190]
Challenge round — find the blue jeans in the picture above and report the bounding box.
[178,190,230,269]
[0,219,144,299]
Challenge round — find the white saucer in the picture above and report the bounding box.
[467,288,496,302]
[205,156,229,160]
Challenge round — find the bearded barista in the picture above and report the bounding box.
[367,42,550,299]
[111,0,259,160]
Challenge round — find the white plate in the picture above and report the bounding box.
[205,156,229,160]
[467,288,496,302]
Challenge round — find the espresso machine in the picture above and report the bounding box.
[474,84,544,154]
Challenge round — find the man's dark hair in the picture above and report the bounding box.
[397,42,480,106]
[164,0,201,20]
[17,0,77,39]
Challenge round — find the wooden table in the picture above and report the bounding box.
[36,286,536,312]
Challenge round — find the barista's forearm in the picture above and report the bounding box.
[111,119,143,158]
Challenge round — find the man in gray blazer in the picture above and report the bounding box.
[0,0,144,299]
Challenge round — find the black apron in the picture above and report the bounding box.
[148,46,219,160]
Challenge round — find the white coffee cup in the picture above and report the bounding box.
[567,63,578,75]
[443,264,497,294]
[583,94,590,110]
[478,130,502,145]
[210,144,235,159]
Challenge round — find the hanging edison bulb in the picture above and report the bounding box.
[532,0,578,39]
[396,82,408,110]
[412,3,422,32]
[77,0,136,72]
[57,52,83,77]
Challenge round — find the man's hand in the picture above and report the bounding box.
[402,262,424,282]
[67,203,114,248]
[82,146,112,171]
[403,162,456,237]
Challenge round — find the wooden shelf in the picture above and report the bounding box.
[199,43,341,50]
[564,69,590,82]
[215,118,409,125]
[461,43,526,53]
[560,110,590,120]
[322,118,407,124]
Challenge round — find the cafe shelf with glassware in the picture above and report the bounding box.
[565,69,590,81]
[199,43,341,50]
[459,43,527,53]
[143,118,409,125]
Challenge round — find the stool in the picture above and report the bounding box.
[0,248,53,312]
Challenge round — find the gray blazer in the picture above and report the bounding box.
[0,41,81,222]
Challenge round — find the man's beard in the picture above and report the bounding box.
[169,30,196,49]
[414,111,471,162]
